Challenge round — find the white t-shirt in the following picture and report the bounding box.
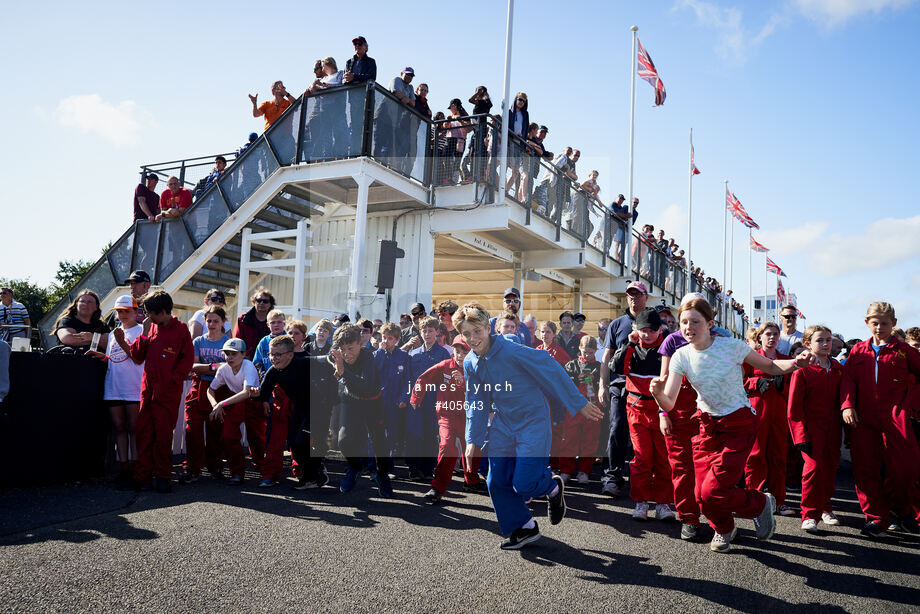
[191,309,232,333]
[669,336,754,417]
[103,324,144,402]
[777,330,803,356]
[211,359,259,394]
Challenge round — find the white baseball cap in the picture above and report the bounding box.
[113,295,139,310]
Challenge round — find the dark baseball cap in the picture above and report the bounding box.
[503,287,521,298]
[145,173,159,181]
[335,313,350,323]
[352,35,368,45]
[635,308,661,331]
[573,312,586,321]
[125,270,151,284]
[410,302,426,315]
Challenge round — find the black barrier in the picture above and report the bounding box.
[0,353,108,487]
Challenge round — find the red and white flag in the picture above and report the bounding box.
[691,143,701,175]
[767,257,787,277]
[776,279,787,306]
[637,39,666,106]
[750,236,769,253]
[726,189,759,230]
[797,308,806,320]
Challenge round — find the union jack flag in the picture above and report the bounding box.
[726,189,759,229]
[750,236,769,253]
[788,293,798,307]
[767,257,787,277]
[776,279,787,306]
[637,39,666,106]
[797,308,806,319]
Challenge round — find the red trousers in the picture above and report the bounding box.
[261,388,291,481]
[558,412,602,476]
[695,408,766,534]
[850,408,920,524]
[666,405,701,525]
[135,388,183,482]
[745,397,790,505]
[221,399,266,478]
[183,379,223,475]
[432,414,481,493]
[799,423,841,521]
[627,399,673,504]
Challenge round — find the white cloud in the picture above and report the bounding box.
[755,220,829,256]
[674,0,783,63]
[810,214,920,275]
[54,94,152,147]
[791,0,917,26]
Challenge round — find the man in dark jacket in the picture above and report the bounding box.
[233,288,274,360]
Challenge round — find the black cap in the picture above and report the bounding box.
[352,35,368,45]
[503,287,521,299]
[335,313,350,323]
[654,304,673,314]
[558,311,575,322]
[410,302,426,315]
[539,125,548,132]
[125,270,151,284]
[573,312,586,321]
[145,173,159,181]
[635,308,661,331]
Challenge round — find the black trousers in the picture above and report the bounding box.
[338,397,393,473]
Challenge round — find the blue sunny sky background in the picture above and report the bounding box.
[1,0,918,339]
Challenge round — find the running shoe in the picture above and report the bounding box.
[547,475,566,525]
[371,471,394,498]
[754,493,777,540]
[155,477,173,493]
[258,478,278,488]
[680,523,700,541]
[655,503,676,521]
[500,522,541,550]
[340,468,359,493]
[861,521,887,538]
[601,482,622,497]
[821,511,840,526]
[575,472,590,485]
[710,527,738,553]
[801,518,818,533]
[633,502,649,521]
[424,488,443,504]
[775,504,796,517]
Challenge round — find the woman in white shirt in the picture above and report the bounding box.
[650,297,811,553]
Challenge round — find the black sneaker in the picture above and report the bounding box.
[154,478,172,494]
[316,469,330,489]
[861,521,887,538]
[500,522,542,550]
[424,488,443,504]
[463,481,488,494]
[407,469,426,483]
[547,475,566,525]
[178,471,199,484]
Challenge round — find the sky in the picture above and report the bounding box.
[1,0,918,339]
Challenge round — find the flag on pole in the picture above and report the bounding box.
[726,189,759,229]
[797,308,806,319]
[637,39,666,106]
[691,143,701,175]
[767,257,787,277]
[776,278,787,306]
[750,236,769,253]
[788,293,798,306]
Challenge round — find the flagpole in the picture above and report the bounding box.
[687,128,693,296]
[496,0,514,205]
[721,180,728,324]
[748,228,752,331]
[625,25,638,276]
[729,215,734,301]
[764,252,768,324]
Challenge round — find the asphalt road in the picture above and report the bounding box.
[0,460,917,614]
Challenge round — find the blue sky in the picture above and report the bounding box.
[1,0,918,339]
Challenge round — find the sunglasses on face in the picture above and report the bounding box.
[207,296,225,303]
[411,311,424,317]
[504,298,521,304]
[255,298,272,304]
[781,314,796,319]
[598,327,608,333]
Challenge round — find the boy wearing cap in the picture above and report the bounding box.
[208,338,262,485]
[406,317,451,480]
[181,305,230,482]
[112,291,194,493]
[613,308,674,521]
[410,337,485,503]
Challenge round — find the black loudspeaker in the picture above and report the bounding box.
[375,240,405,293]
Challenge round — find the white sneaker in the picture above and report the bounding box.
[601,482,622,497]
[710,527,738,553]
[633,501,649,521]
[655,503,676,521]
[558,473,571,484]
[821,511,840,526]
[801,518,818,532]
[576,472,590,484]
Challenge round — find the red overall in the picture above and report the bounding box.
[667,380,702,525]
[536,342,571,470]
[621,339,673,504]
[743,350,790,505]
[220,397,266,478]
[410,355,481,494]
[261,386,292,481]
[787,361,843,521]
[129,316,194,482]
[841,338,920,524]
[558,357,602,476]
[183,376,224,476]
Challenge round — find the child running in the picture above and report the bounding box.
[787,325,843,532]
[650,297,812,553]
[208,338,262,485]
[615,308,674,521]
[457,302,603,550]
[182,305,230,482]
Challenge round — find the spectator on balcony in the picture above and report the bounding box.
[391,67,418,105]
[390,67,418,175]
[344,36,377,152]
[505,92,530,196]
[518,123,544,203]
[0,287,30,343]
[558,149,581,224]
[414,83,432,118]
[188,289,231,339]
[309,57,344,93]
[439,99,470,184]
[233,287,275,361]
[536,125,553,161]
[237,132,258,155]
[133,173,160,222]
[194,156,227,200]
[53,290,110,353]
[249,80,296,132]
[536,146,572,217]
[611,194,636,259]
[156,176,192,221]
[306,57,346,159]
[469,86,493,115]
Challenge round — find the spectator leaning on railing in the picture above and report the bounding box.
[250,80,296,131]
[414,83,432,118]
[133,173,160,222]
[0,287,30,343]
[156,176,193,221]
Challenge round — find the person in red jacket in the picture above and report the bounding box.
[559,335,603,484]
[787,325,843,532]
[841,301,920,537]
[411,337,484,503]
[113,291,194,493]
[233,287,274,360]
[536,320,572,470]
[743,322,794,516]
[614,308,674,522]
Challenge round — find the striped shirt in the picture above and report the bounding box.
[0,300,29,341]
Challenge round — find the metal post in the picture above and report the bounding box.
[764,253,768,324]
[348,169,373,320]
[686,128,693,298]
[497,0,514,204]
[721,180,728,324]
[748,228,752,329]
[293,219,308,319]
[238,227,252,323]
[625,25,639,274]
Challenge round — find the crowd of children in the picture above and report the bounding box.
[90,285,920,553]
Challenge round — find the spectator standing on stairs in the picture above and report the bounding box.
[249,80,296,132]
